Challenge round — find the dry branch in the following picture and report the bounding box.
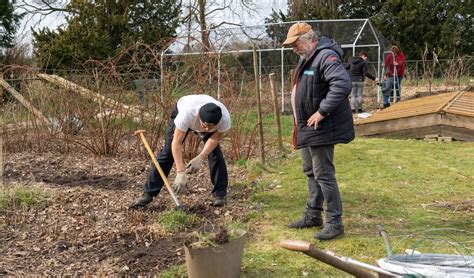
[37,74,156,122]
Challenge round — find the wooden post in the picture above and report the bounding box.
[290,69,295,88]
[0,74,2,186]
[252,44,265,164]
[0,72,3,106]
[269,73,283,151]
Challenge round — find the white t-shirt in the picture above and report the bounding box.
[174,95,231,133]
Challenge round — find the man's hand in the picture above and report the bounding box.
[186,156,204,174]
[307,111,325,130]
[172,172,188,194]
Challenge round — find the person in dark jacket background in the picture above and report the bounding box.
[345,51,378,113]
[282,22,354,241]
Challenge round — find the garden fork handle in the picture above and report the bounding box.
[134,129,181,208]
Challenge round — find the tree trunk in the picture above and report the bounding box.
[198,0,210,51]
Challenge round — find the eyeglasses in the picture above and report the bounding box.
[201,121,217,129]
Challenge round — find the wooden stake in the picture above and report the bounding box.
[252,43,265,164]
[269,73,284,151]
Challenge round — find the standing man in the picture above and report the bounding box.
[283,23,354,240]
[345,51,378,113]
[131,94,231,208]
[382,45,405,108]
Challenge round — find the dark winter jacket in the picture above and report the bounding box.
[292,36,355,149]
[345,56,376,82]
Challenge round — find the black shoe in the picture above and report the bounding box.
[288,216,323,229]
[358,109,363,113]
[351,109,356,114]
[212,195,226,207]
[130,192,153,208]
[315,224,344,240]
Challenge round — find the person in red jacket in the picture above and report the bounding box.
[382,45,405,108]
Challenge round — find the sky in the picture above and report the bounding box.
[16,0,68,45]
[16,0,288,45]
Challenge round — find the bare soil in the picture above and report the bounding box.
[1,152,254,276]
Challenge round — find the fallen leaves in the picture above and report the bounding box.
[1,151,253,275]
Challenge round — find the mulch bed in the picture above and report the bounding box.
[1,151,255,275]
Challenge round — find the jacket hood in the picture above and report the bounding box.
[315,36,344,59]
[351,56,364,64]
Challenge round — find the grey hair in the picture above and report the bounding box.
[299,30,319,42]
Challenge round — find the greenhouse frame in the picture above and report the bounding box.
[160,19,388,111]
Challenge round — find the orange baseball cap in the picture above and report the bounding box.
[282,22,312,45]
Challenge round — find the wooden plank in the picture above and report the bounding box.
[0,78,52,129]
[439,125,474,141]
[358,125,444,140]
[447,108,474,116]
[452,99,474,104]
[442,113,474,129]
[446,111,474,117]
[448,103,473,109]
[356,113,440,136]
[445,92,474,117]
[37,74,156,122]
[356,108,441,124]
[437,91,462,112]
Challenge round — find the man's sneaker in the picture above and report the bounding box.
[212,195,226,207]
[288,216,323,229]
[315,224,344,240]
[130,192,153,208]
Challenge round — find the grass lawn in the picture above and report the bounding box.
[240,138,473,277]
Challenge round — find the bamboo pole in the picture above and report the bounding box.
[252,44,265,164]
[269,73,283,151]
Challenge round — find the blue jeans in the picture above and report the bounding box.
[300,145,343,225]
[143,106,228,197]
[383,76,402,105]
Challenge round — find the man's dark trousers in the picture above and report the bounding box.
[300,145,343,225]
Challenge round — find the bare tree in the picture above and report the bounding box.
[421,43,441,94]
[181,0,259,51]
[15,0,68,32]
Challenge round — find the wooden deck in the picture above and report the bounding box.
[355,91,474,141]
